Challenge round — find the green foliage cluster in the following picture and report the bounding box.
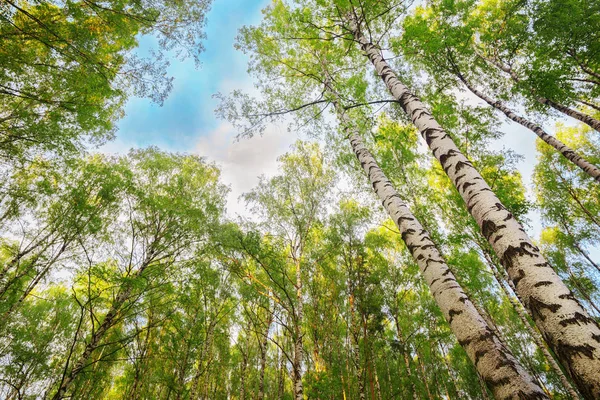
[0,0,599,399]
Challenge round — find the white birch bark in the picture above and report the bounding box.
[487,57,600,133]
[457,74,600,182]
[293,259,304,400]
[348,17,600,398]
[485,253,581,399]
[330,94,547,398]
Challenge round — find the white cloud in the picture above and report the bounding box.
[194,121,296,218]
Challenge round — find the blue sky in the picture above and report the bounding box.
[102,0,298,217]
[108,0,271,152]
[102,0,564,239]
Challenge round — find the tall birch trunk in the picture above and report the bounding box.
[457,74,600,182]
[327,91,547,398]
[485,253,581,399]
[293,260,304,400]
[258,308,273,400]
[486,57,600,133]
[278,345,285,400]
[347,17,600,398]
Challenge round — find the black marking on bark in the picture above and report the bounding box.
[513,269,526,287]
[401,229,416,242]
[397,216,413,225]
[533,281,553,288]
[455,174,467,184]
[529,296,561,322]
[502,212,513,221]
[559,293,577,301]
[481,220,507,241]
[454,161,469,173]
[423,129,438,146]
[556,340,596,361]
[494,203,507,211]
[442,269,452,276]
[559,312,594,327]
[501,242,539,271]
[462,181,475,194]
[448,309,463,324]
[439,149,459,167]
[474,349,489,365]
[442,277,454,284]
[493,235,504,243]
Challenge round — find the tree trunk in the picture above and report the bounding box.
[487,57,600,132]
[239,349,247,400]
[439,342,461,399]
[190,323,216,400]
[394,316,419,400]
[374,367,383,400]
[484,251,581,399]
[457,74,600,182]
[293,259,304,400]
[577,100,600,113]
[328,94,547,399]
[348,17,600,399]
[52,289,129,399]
[415,349,434,400]
[278,346,285,400]
[51,260,151,400]
[258,308,273,400]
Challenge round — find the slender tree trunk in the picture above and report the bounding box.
[439,342,460,398]
[374,366,383,400]
[540,98,600,133]
[258,308,273,400]
[393,316,419,400]
[190,323,215,400]
[1,242,68,322]
[457,74,600,182]
[51,261,151,400]
[293,259,304,400]
[278,345,285,400]
[327,90,547,398]
[415,348,434,400]
[487,57,600,132]
[559,220,600,276]
[127,314,153,400]
[239,347,248,400]
[577,100,600,113]
[484,252,581,399]
[348,17,600,398]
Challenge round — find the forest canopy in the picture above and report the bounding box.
[0,0,599,399]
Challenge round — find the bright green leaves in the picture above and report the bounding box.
[0,0,212,162]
